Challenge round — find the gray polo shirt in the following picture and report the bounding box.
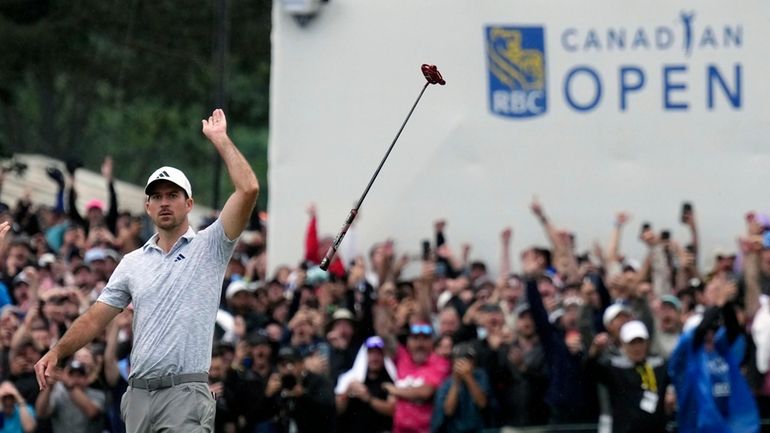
[97,219,236,378]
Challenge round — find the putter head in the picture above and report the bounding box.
[421,64,445,85]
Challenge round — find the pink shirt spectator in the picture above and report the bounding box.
[393,345,451,433]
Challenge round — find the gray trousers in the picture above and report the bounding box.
[120,382,215,433]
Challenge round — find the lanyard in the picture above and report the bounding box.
[636,362,658,393]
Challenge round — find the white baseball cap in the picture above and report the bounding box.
[603,303,633,328]
[620,320,649,343]
[225,280,255,300]
[145,166,192,198]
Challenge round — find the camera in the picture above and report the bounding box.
[280,373,297,390]
[68,359,87,376]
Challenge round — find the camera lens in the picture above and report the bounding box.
[280,373,297,390]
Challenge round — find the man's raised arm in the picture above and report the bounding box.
[202,109,260,240]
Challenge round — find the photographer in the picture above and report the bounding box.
[431,343,489,433]
[272,346,335,433]
[225,334,280,432]
[0,380,36,433]
[35,349,106,433]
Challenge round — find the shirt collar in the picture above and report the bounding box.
[142,226,197,253]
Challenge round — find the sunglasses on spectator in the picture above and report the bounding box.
[409,324,433,336]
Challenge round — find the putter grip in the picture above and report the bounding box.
[320,209,358,271]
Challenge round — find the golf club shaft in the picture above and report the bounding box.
[320,82,431,271]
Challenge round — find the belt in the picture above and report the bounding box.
[128,373,209,391]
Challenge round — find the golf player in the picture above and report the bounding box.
[34,109,259,433]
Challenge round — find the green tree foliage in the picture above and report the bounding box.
[0,0,271,209]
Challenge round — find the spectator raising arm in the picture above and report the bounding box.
[101,156,120,236]
[500,227,513,279]
[530,197,580,284]
[607,211,630,277]
[681,202,699,263]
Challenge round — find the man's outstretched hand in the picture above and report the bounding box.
[34,349,59,391]
[202,109,228,144]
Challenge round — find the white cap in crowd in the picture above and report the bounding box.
[620,320,649,343]
[225,280,255,300]
[603,303,632,328]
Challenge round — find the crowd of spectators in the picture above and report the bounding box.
[0,156,766,433]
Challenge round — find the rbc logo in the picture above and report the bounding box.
[485,26,547,118]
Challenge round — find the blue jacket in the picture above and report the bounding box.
[668,325,759,433]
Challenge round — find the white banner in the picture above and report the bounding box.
[268,0,770,276]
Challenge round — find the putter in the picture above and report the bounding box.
[319,64,445,271]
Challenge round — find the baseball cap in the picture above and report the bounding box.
[38,253,56,268]
[365,336,385,350]
[713,247,735,259]
[603,303,633,328]
[12,272,30,287]
[305,266,329,286]
[85,198,105,212]
[660,294,682,312]
[620,320,649,343]
[84,248,107,265]
[276,346,301,363]
[514,302,531,317]
[330,308,355,324]
[104,249,121,262]
[548,308,565,324]
[326,308,356,332]
[245,332,270,347]
[563,296,584,309]
[225,280,255,300]
[452,343,477,359]
[145,166,192,198]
